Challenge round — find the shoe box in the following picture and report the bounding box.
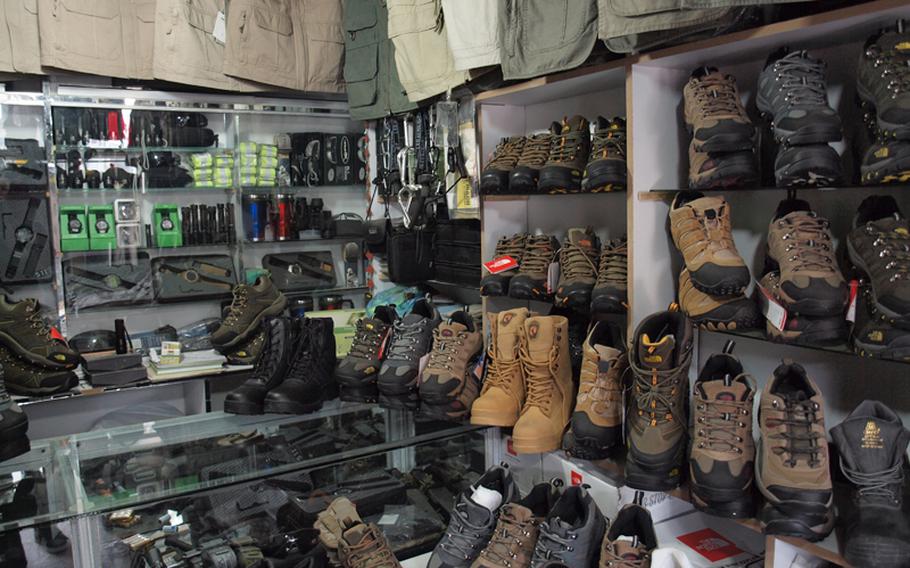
[0,196,53,284]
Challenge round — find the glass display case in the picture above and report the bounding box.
[0,401,489,566]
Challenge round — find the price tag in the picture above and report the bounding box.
[756,280,786,331]
[546,262,560,294]
[846,279,860,323]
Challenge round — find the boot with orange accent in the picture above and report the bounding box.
[471,309,528,427]
[512,315,574,454]
[626,310,694,491]
[583,117,626,192]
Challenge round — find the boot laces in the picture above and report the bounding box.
[480,506,536,563]
[488,137,525,169]
[483,346,520,393]
[839,460,903,503]
[579,359,626,405]
[0,379,8,402]
[591,127,625,161]
[868,44,910,95]
[778,213,837,273]
[253,322,283,377]
[224,287,249,325]
[349,319,387,359]
[387,320,429,361]
[549,120,585,163]
[769,397,823,467]
[25,302,53,340]
[531,527,576,562]
[866,224,910,281]
[495,235,527,261]
[518,236,556,275]
[693,75,742,117]
[520,340,558,414]
[345,526,398,567]
[601,546,649,568]
[559,239,598,280]
[427,329,466,371]
[774,52,829,106]
[517,134,552,167]
[696,388,752,453]
[596,239,628,286]
[633,368,683,427]
[438,502,491,561]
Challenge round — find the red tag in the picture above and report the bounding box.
[50,327,65,342]
[570,470,583,486]
[846,279,860,323]
[506,438,516,456]
[377,328,391,359]
[677,528,743,562]
[483,256,518,274]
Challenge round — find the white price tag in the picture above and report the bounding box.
[212,11,226,44]
[756,280,787,331]
[546,261,560,295]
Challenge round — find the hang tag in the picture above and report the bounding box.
[471,353,485,381]
[212,11,226,45]
[483,256,518,274]
[846,279,860,323]
[418,352,430,376]
[547,262,560,294]
[756,280,786,331]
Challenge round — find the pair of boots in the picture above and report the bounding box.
[470,308,574,454]
[224,316,336,415]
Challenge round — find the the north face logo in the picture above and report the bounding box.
[677,528,742,562]
[862,420,883,449]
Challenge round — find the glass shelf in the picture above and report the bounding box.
[55,146,227,154]
[646,183,909,196]
[58,186,233,195]
[240,185,363,192]
[243,236,365,246]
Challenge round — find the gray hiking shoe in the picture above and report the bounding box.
[529,486,606,568]
[377,298,441,407]
[858,23,910,140]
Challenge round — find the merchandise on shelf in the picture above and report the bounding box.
[471,308,528,428]
[511,132,553,194]
[0,196,52,284]
[0,296,79,369]
[263,317,337,415]
[508,234,559,301]
[540,115,592,194]
[151,255,236,303]
[336,305,398,403]
[0,364,30,462]
[531,485,606,566]
[211,275,288,353]
[583,116,627,193]
[857,22,910,141]
[678,268,760,331]
[555,227,600,310]
[480,233,526,297]
[377,298,442,410]
[418,310,483,421]
[0,138,46,190]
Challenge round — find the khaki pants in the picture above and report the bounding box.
[440,0,501,71]
[0,0,41,74]
[223,0,345,92]
[387,0,468,103]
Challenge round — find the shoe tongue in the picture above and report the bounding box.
[611,538,644,562]
[691,65,719,79]
[461,494,496,526]
[470,485,503,514]
[549,121,562,135]
[594,344,622,362]
[832,414,909,474]
[546,516,573,539]
[400,313,425,326]
[877,31,910,55]
[688,196,725,218]
[437,322,467,338]
[565,115,586,132]
[638,333,675,371]
[567,228,595,250]
[699,379,749,413]
[342,524,374,547]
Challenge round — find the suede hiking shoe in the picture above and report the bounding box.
[690,350,756,518]
[419,311,483,421]
[512,315,573,454]
[765,199,847,317]
[481,137,526,194]
[830,400,910,568]
[335,306,397,402]
[377,298,441,408]
[684,67,754,152]
[852,287,910,361]
[509,133,553,193]
[756,361,833,541]
[508,235,559,301]
[860,139,910,185]
[688,142,758,190]
[757,49,842,145]
[669,192,750,295]
[597,504,657,568]
[539,116,590,194]
[555,227,600,310]
[472,483,559,568]
[848,195,910,323]
[264,317,337,414]
[471,308,527,428]
[563,321,627,460]
[583,117,626,192]
[0,296,79,369]
[338,522,401,568]
[858,22,910,140]
[429,466,517,568]
[0,366,29,462]
[678,268,760,331]
[627,310,694,491]
[224,317,294,415]
[316,497,362,568]
[481,233,528,297]
[0,344,78,396]
[530,486,605,568]
[211,275,287,351]
[772,143,842,188]
[759,271,848,346]
[591,237,627,315]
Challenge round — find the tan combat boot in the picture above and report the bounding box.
[419,310,484,421]
[316,497,362,568]
[471,308,528,427]
[512,315,574,454]
[563,321,628,460]
[683,66,754,152]
[756,360,833,541]
[471,483,559,568]
[678,268,760,331]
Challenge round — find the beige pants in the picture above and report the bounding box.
[387,0,469,103]
[0,0,41,74]
[223,0,344,92]
[440,0,501,71]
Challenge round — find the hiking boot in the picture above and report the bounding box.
[0,366,29,462]
[481,137,526,194]
[857,23,910,140]
[508,235,559,301]
[0,296,79,369]
[669,192,750,296]
[757,49,842,145]
[211,275,287,351]
[481,233,528,297]
[861,139,910,185]
[683,67,754,152]
[756,361,833,541]
[224,317,294,415]
[471,309,528,428]
[761,272,847,345]
[597,504,657,568]
[316,497,362,568]
[626,310,694,491]
[678,268,760,331]
[852,287,910,361]
[830,400,910,568]
[429,466,518,568]
[264,317,337,414]
[591,237,627,315]
[688,142,758,190]
[848,195,910,322]
[509,133,553,193]
[472,482,560,568]
[563,322,627,460]
[338,522,401,568]
[419,311,483,421]
[377,298,441,408]
[555,227,600,309]
[538,116,590,194]
[0,344,78,396]
[224,328,266,365]
[335,306,397,402]
[582,117,626,192]
[765,198,847,316]
[690,351,756,518]
[772,143,843,188]
[530,486,605,567]
[512,315,573,454]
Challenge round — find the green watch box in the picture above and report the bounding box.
[87,205,116,251]
[154,204,183,248]
[60,206,89,252]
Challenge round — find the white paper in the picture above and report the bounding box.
[212,11,226,44]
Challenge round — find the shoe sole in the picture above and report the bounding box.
[770,325,847,346]
[0,435,30,462]
[689,275,749,297]
[511,432,561,454]
[214,295,289,351]
[774,150,842,188]
[223,400,264,415]
[582,162,626,193]
[508,280,552,301]
[760,502,834,542]
[469,409,518,427]
[378,392,419,410]
[0,332,75,370]
[846,542,910,567]
[691,306,762,332]
[625,456,682,491]
[339,386,378,403]
[5,372,79,396]
[689,130,755,153]
[562,430,620,461]
[554,288,593,310]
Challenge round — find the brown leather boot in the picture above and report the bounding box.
[471,308,528,427]
[419,310,483,421]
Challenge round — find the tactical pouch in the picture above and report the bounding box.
[387,226,434,285]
